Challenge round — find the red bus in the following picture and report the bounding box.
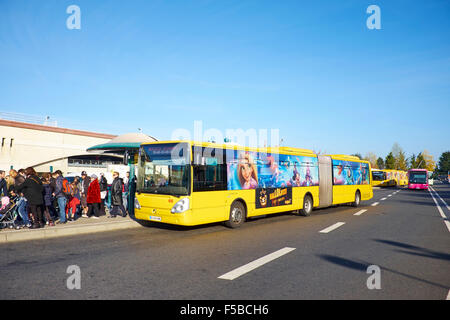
[408,169,428,190]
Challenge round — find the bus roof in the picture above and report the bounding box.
[327,154,370,164]
[140,141,372,161]
[327,154,360,160]
[140,140,316,156]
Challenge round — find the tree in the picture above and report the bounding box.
[364,152,378,169]
[409,154,417,169]
[438,151,450,172]
[422,150,436,172]
[391,142,402,159]
[389,142,407,170]
[385,152,395,169]
[396,150,408,170]
[415,153,426,169]
[376,157,385,169]
[351,153,362,160]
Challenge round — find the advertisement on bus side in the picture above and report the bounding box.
[255,187,293,209]
[227,151,319,190]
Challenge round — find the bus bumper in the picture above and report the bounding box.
[134,208,194,226]
[408,184,428,190]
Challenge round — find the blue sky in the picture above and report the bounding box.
[0,0,449,161]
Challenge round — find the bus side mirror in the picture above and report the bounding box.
[123,151,130,165]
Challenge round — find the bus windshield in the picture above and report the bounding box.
[409,172,427,184]
[372,171,386,181]
[137,143,190,196]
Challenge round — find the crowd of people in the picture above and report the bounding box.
[0,168,130,229]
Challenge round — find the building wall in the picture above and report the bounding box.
[0,119,117,173]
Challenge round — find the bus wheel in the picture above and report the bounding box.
[352,191,361,207]
[299,195,313,216]
[225,201,246,228]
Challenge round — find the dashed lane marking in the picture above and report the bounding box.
[354,209,367,216]
[319,222,346,233]
[218,247,296,280]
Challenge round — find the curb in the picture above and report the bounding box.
[0,220,142,244]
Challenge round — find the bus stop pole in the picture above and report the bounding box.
[127,151,136,217]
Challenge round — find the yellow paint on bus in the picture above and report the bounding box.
[134,141,373,227]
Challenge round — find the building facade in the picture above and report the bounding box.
[0,119,119,174]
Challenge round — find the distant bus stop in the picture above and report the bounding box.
[86,132,158,215]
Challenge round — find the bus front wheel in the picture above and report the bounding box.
[299,195,313,216]
[225,201,246,228]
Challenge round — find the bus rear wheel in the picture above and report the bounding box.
[351,191,361,207]
[225,201,246,228]
[299,195,313,216]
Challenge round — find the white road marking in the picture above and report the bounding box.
[430,187,450,211]
[371,202,380,207]
[428,189,450,233]
[354,209,367,216]
[381,197,387,201]
[429,190,447,219]
[387,194,392,197]
[218,247,296,280]
[319,222,346,233]
[445,221,450,234]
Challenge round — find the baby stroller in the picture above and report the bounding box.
[0,196,20,230]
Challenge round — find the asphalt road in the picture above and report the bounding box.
[1,184,449,300]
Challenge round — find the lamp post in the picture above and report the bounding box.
[124,150,137,216]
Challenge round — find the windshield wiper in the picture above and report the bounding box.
[165,190,182,198]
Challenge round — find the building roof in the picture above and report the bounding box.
[0,119,117,140]
[87,132,158,152]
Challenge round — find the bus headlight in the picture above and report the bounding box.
[135,197,141,210]
[171,198,190,213]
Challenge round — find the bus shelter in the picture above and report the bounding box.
[86,132,157,215]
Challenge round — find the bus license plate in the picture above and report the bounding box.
[149,216,162,221]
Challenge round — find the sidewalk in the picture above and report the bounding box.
[0,214,142,244]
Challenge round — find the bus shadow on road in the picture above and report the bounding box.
[135,219,224,232]
[406,189,430,193]
[134,204,370,231]
[396,199,435,207]
[402,190,432,197]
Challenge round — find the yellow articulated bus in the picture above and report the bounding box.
[371,169,408,187]
[385,169,408,187]
[395,170,408,186]
[134,141,373,228]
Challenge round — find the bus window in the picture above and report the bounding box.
[372,171,386,181]
[193,147,227,191]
